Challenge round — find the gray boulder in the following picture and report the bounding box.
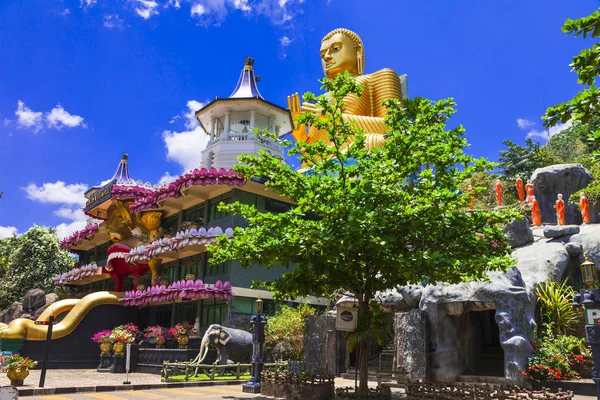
[395,309,427,382]
[3,302,23,324]
[23,289,46,314]
[33,293,60,319]
[531,164,593,225]
[543,225,580,239]
[564,242,583,257]
[504,218,533,248]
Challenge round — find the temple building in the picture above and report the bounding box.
[49,57,318,337]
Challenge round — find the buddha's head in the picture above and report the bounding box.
[320,28,365,79]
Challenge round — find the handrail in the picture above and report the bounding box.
[161,360,287,382]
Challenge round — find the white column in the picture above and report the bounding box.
[224,111,231,140]
[268,116,275,133]
[210,118,216,139]
[250,110,256,130]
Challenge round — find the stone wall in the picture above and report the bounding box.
[394,309,426,382]
[303,315,345,376]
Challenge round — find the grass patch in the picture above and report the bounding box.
[167,373,251,382]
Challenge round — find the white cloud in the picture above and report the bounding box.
[0,226,19,239]
[14,101,87,133]
[104,14,125,29]
[55,219,89,240]
[517,118,535,129]
[132,0,159,19]
[167,0,182,8]
[191,3,206,16]
[163,100,209,172]
[24,181,88,206]
[280,35,291,46]
[54,207,86,221]
[232,0,251,12]
[158,172,178,185]
[59,9,71,16]
[526,120,573,142]
[15,101,43,133]
[80,0,97,8]
[46,105,87,130]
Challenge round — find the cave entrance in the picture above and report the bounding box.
[450,305,504,377]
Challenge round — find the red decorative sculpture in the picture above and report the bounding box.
[516,175,524,202]
[581,191,590,224]
[495,179,503,207]
[531,196,542,226]
[556,194,565,226]
[525,181,534,205]
[104,242,149,292]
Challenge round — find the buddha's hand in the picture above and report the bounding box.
[287,93,308,141]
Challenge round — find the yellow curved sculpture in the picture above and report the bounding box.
[0,291,120,341]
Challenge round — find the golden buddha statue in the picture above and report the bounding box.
[288,28,407,150]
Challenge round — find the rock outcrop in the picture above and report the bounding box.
[504,218,533,248]
[0,290,59,324]
[531,164,593,225]
[23,289,46,314]
[544,225,580,239]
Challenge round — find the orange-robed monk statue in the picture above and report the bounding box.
[525,181,534,205]
[515,175,524,202]
[556,193,565,225]
[288,28,408,151]
[495,179,503,206]
[580,191,590,224]
[531,195,542,226]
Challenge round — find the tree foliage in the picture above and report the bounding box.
[544,9,600,162]
[498,138,559,181]
[0,226,73,309]
[209,73,518,391]
[265,304,316,361]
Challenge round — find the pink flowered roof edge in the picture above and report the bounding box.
[59,224,99,250]
[52,263,100,285]
[120,279,233,306]
[129,167,245,215]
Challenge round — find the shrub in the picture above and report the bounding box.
[265,304,317,361]
[0,354,37,372]
[535,279,579,336]
[144,325,168,340]
[168,321,196,337]
[524,330,588,381]
[91,329,113,344]
[569,180,600,207]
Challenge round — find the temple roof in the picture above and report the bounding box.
[228,57,263,99]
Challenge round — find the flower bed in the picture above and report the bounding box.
[522,335,589,381]
[125,226,233,262]
[59,224,99,249]
[120,279,233,306]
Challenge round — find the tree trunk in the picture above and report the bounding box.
[358,297,370,394]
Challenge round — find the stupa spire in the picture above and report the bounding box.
[229,57,264,99]
[109,153,131,182]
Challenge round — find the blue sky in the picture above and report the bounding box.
[0,0,598,239]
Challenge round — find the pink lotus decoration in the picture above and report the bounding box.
[125,226,233,263]
[52,263,100,285]
[129,168,245,214]
[59,224,99,250]
[112,182,155,202]
[120,280,232,306]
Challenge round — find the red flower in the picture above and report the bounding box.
[531,342,538,350]
[529,366,536,371]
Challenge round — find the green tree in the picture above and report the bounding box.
[209,73,517,392]
[0,226,73,309]
[544,117,598,167]
[498,138,559,181]
[545,9,600,127]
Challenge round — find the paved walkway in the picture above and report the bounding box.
[0,369,160,389]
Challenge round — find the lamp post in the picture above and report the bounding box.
[573,253,600,400]
[242,297,268,394]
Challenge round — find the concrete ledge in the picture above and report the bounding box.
[17,380,246,397]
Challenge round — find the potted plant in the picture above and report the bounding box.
[0,354,38,386]
[168,322,196,349]
[92,329,114,356]
[109,324,137,356]
[144,326,168,348]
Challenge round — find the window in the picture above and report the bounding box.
[162,214,180,235]
[175,302,197,325]
[201,301,228,327]
[163,261,179,283]
[208,194,232,223]
[237,190,258,207]
[179,255,203,280]
[96,241,110,266]
[205,260,229,277]
[265,197,291,214]
[182,203,205,226]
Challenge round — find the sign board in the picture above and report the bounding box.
[585,308,600,325]
[336,309,358,331]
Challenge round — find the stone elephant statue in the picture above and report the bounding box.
[193,324,252,365]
